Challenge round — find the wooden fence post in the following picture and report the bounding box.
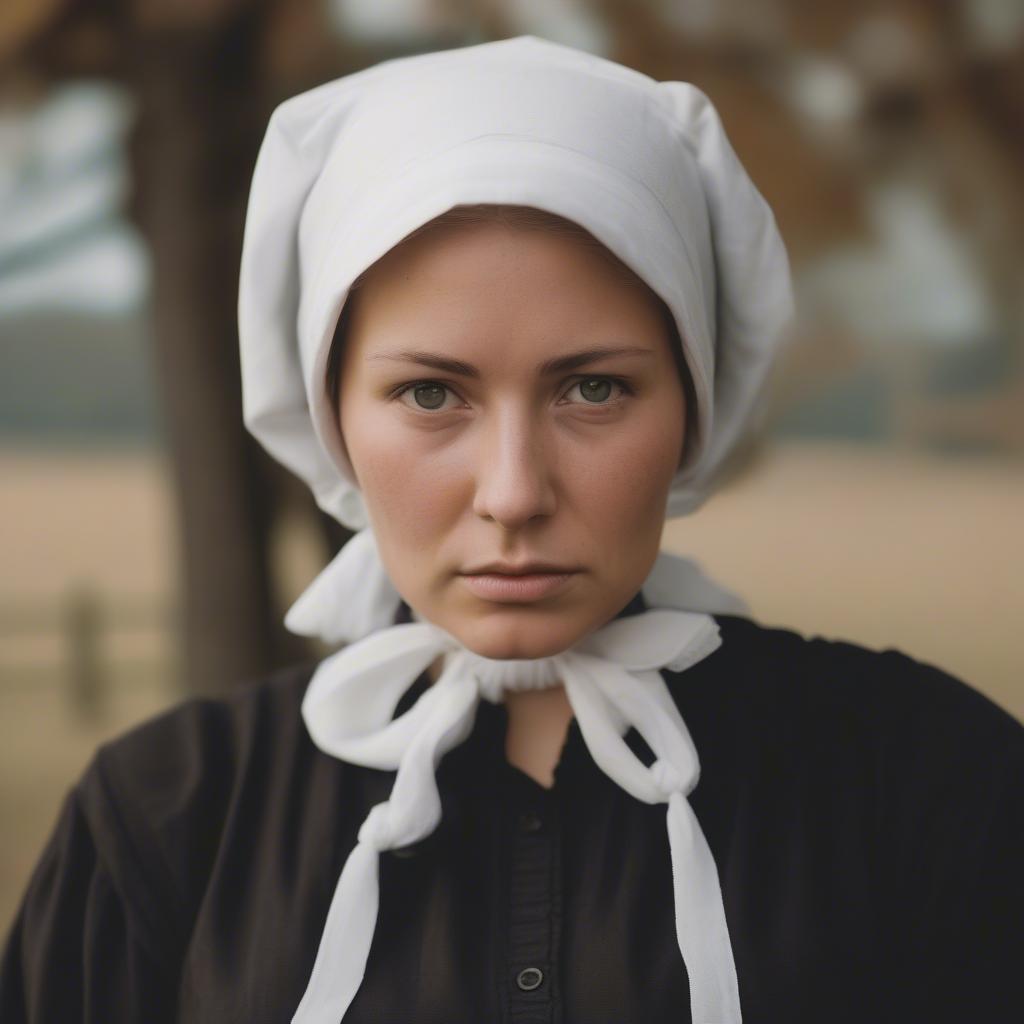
[65,585,104,721]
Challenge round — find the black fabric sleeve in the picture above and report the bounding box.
[0,772,180,1023]
[872,650,1024,1022]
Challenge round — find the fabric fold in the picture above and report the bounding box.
[286,527,401,644]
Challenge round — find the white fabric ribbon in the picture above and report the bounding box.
[288,529,745,1024]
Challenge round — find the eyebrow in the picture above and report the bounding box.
[366,345,655,377]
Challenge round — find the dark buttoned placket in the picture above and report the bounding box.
[498,755,563,1024]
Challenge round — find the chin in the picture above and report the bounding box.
[448,606,587,661]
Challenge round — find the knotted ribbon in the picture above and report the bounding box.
[287,527,745,1023]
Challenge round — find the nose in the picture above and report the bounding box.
[472,404,556,530]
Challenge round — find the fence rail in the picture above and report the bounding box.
[0,588,180,719]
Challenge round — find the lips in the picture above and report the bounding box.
[462,561,579,576]
[459,570,578,602]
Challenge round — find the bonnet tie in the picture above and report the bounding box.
[288,527,745,1024]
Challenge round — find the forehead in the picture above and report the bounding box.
[340,216,670,362]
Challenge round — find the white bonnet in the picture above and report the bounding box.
[237,34,795,531]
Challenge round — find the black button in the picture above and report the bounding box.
[516,967,544,991]
[517,812,543,834]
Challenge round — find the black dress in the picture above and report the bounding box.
[2,608,1022,1023]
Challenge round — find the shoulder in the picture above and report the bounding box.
[682,620,1023,1019]
[83,657,322,821]
[712,613,1019,734]
[674,613,1023,789]
[71,659,327,948]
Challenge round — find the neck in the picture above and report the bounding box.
[421,644,573,789]
[503,684,574,788]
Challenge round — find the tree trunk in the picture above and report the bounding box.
[126,17,311,695]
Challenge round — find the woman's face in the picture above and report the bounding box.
[337,216,685,659]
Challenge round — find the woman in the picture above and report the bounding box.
[2,35,1021,1024]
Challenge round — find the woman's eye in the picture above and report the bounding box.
[394,376,630,412]
[564,377,630,405]
[395,382,458,411]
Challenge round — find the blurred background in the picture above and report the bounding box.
[1,0,1021,928]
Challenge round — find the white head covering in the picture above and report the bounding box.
[238,34,795,1024]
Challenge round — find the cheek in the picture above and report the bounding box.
[571,404,682,534]
[342,405,458,543]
